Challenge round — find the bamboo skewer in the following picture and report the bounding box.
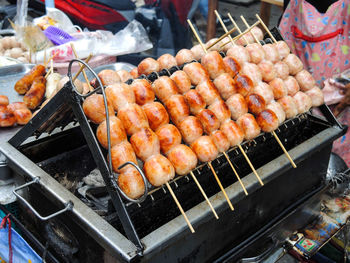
[44,67,52,79]
[214,10,236,47]
[255,14,277,43]
[189,16,262,189]
[44,50,59,68]
[190,171,219,219]
[166,182,195,233]
[220,20,260,48]
[187,19,207,54]
[227,13,249,45]
[189,18,259,51]
[72,54,93,82]
[238,145,264,186]
[240,15,297,168]
[272,131,297,168]
[71,43,94,92]
[223,152,248,195]
[208,162,234,211]
[240,16,261,46]
[187,19,248,198]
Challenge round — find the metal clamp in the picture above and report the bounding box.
[13,177,73,221]
[116,162,149,203]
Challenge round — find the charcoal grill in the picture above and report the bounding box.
[0,29,348,262]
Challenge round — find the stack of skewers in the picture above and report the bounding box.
[72,13,324,233]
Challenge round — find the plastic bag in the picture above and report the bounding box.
[34,20,153,63]
[0,215,42,263]
[33,7,78,34]
[14,0,28,27]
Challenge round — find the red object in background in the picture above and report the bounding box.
[39,0,127,30]
[160,0,194,25]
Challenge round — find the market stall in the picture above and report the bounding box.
[0,2,349,263]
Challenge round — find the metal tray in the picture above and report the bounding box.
[0,63,35,142]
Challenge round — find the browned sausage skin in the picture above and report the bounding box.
[14,65,46,94]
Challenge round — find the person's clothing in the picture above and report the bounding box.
[284,0,339,13]
[279,0,350,85]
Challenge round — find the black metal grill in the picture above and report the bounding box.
[0,28,347,262]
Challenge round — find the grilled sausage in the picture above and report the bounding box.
[167,144,198,175]
[143,154,175,186]
[262,44,280,63]
[138,58,160,76]
[246,93,266,115]
[170,70,192,94]
[131,79,154,106]
[190,136,219,162]
[245,43,265,64]
[116,70,133,82]
[269,78,288,99]
[14,108,32,125]
[0,95,9,106]
[278,96,298,119]
[106,83,135,112]
[184,89,206,116]
[283,54,303,75]
[178,116,204,144]
[197,109,221,134]
[117,104,149,136]
[266,101,286,124]
[118,166,145,199]
[305,86,324,107]
[176,49,195,65]
[241,62,262,86]
[258,60,277,82]
[226,93,248,120]
[82,94,115,124]
[196,79,221,105]
[98,69,121,86]
[284,76,300,96]
[164,94,190,126]
[152,76,179,103]
[142,101,169,131]
[295,70,316,91]
[14,64,46,94]
[183,62,210,86]
[220,120,244,146]
[223,56,241,78]
[213,73,236,100]
[293,91,312,113]
[234,74,254,97]
[274,61,290,80]
[156,124,182,155]
[96,116,127,149]
[201,51,226,79]
[23,76,46,110]
[275,41,290,60]
[226,45,251,64]
[256,109,279,133]
[130,127,160,162]
[0,108,16,127]
[157,54,177,70]
[208,99,231,124]
[237,113,261,140]
[252,82,274,104]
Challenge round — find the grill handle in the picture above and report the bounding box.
[13,177,73,221]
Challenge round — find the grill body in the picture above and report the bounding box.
[0,108,345,262]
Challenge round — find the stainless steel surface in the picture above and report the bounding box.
[0,141,139,262]
[0,160,12,180]
[13,177,74,220]
[0,63,35,142]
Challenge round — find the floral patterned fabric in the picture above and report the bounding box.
[279,0,350,86]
